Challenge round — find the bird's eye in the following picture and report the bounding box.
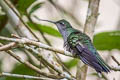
[60,22,65,25]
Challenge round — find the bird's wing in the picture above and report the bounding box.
[76,43,102,66]
[75,42,111,73]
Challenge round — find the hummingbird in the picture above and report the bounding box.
[35,16,111,73]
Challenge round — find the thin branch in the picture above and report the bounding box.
[24,50,42,67]
[111,66,120,71]
[2,47,64,79]
[111,56,120,71]
[4,0,40,41]
[76,0,100,80]
[0,36,72,57]
[7,51,63,79]
[55,54,73,77]
[0,43,62,79]
[0,37,74,79]
[0,42,17,51]
[23,45,63,74]
[84,0,100,37]
[101,73,109,80]
[26,14,60,74]
[26,13,52,46]
[0,72,53,80]
[76,62,88,80]
[0,42,68,76]
[111,56,120,65]
[21,45,57,74]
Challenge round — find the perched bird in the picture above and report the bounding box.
[35,17,111,73]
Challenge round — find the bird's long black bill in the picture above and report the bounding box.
[34,15,56,24]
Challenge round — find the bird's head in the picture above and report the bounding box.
[55,19,72,29]
[34,16,74,41]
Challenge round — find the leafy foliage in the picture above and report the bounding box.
[16,0,35,15]
[93,31,120,50]
[64,59,79,69]
[28,22,61,37]
[0,15,7,31]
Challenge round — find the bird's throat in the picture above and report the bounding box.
[58,28,73,42]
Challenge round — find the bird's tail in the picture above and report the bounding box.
[95,54,111,73]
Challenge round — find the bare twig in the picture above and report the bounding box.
[0,43,62,79]
[101,73,109,80]
[84,0,100,37]
[111,66,120,71]
[5,49,63,79]
[23,45,63,74]
[76,0,100,80]
[26,13,52,46]
[0,42,17,51]
[111,56,120,65]
[0,36,74,79]
[0,72,53,80]
[4,0,40,41]
[27,13,60,73]
[0,36,72,57]
[76,62,88,80]
[110,56,120,71]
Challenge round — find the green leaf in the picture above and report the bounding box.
[0,27,11,44]
[6,64,36,80]
[16,0,35,15]
[29,2,44,16]
[93,31,120,50]
[64,59,78,69]
[0,15,7,31]
[28,22,61,37]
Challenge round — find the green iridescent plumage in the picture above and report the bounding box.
[67,29,110,72]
